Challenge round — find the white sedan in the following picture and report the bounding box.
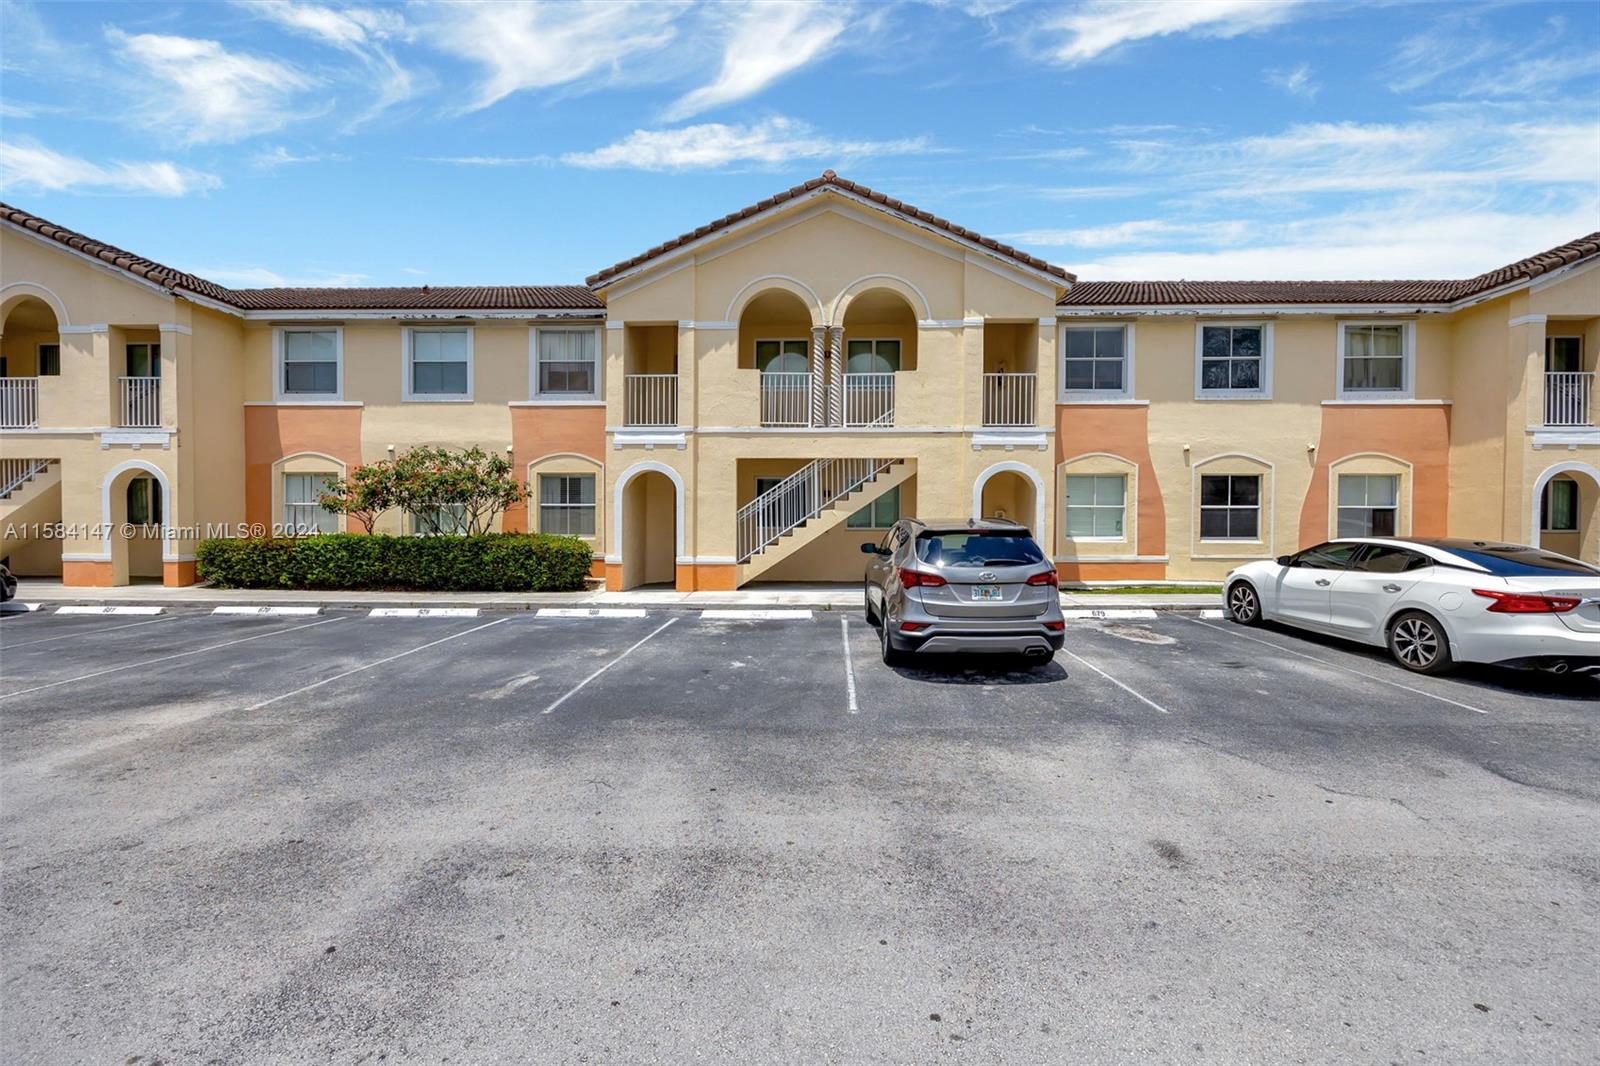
[1223,538,1600,676]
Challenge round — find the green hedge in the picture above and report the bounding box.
[195,533,593,592]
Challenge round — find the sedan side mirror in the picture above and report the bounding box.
[1276,555,1293,567]
[860,542,880,555]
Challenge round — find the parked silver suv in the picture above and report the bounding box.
[861,517,1065,665]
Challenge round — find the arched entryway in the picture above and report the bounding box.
[104,460,171,585]
[839,287,916,427]
[739,288,818,427]
[0,292,65,579]
[613,462,682,591]
[972,462,1046,535]
[1532,462,1600,563]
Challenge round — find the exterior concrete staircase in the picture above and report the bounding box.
[1,459,59,520]
[736,457,915,585]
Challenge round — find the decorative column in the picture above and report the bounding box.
[827,326,845,428]
[809,325,828,428]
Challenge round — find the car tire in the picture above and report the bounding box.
[1226,581,1262,626]
[864,583,879,627]
[1387,611,1454,675]
[880,614,908,667]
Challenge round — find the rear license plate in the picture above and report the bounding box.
[971,585,1001,601]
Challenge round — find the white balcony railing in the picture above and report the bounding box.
[624,373,679,427]
[760,372,813,427]
[842,372,895,427]
[120,376,161,428]
[982,372,1037,427]
[1545,371,1594,427]
[0,377,39,429]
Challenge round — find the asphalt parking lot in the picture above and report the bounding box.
[1,604,1596,1065]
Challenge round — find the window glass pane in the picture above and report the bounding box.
[846,340,873,359]
[1201,327,1230,359]
[1199,509,1229,538]
[127,478,148,525]
[39,344,61,375]
[1092,360,1124,391]
[1094,328,1124,359]
[1229,359,1259,390]
[1367,475,1398,506]
[1356,546,1421,573]
[1094,507,1124,537]
[1201,360,1230,390]
[1065,475,1093,502]
[755,340,779,366]
[1231,328,1261,358]
[1337,475,1367,507]
[1199,475,1230,507]
[285,331,336,362]
[1064,360,1095,390]
[1229,476,1259,505]
[1065,330,1095,359]
[1094,476,1125,505]
[1228,508,1259,539]
[1367,326,1402,357]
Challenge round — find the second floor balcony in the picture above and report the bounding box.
[120,376,161,428]
[1544,371,1595,428]
[0,377,38,428]
[623,373,678,427]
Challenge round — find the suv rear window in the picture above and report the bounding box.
[916,531,1044,568]
[1438,543,1600,577]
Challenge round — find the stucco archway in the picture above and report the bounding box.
[101,459,173,585]
[1530,460,1600,561]
[612,461,684,590]
[972,461,1048,536]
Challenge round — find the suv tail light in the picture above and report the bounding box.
[1472,589,1582,614]
[1025,570,1059,587]
[898,568,946,588]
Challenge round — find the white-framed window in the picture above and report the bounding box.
[1062,325,1131,398]
[283,472,339,534]
[846,485,901,529]
[1199,474,1260,539]
[1541,478,1579,533]
[1336,474,1399,537]
[276,327,342,400]
[1338,322,1413,399]
[126,476,162,526]
[38,343,60,376]
[845,338,901,373]
[1064,474,1127,539]
[755,339,809,373]
[532,327,600,400]
[538,473,597,536]
[1196,323,1271,398]
[405,327,472,401]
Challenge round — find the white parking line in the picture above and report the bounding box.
[0,614,174,650]
[368,607,480,618]
[700,609,813,620]
[0,617,341,701]
[212,606,322,616]
[1063,608,1159,620]
[840,616,858,714]
[56,605,163,616]
[1185,616,1489,715]
[544,617,678,715]
[249,617,510,710]
[537,607,648,618]
[1059,648,1171,714]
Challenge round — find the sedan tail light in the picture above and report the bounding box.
[898,568,946,588]
[1025,570,1059,586]
[1472,589,1582,614]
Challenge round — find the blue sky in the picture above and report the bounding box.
[1,0,1596,288]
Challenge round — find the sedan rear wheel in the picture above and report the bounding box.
[1388,611,1454,674]
[1226,581,1262,626]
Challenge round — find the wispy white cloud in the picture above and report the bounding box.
[0,138,222,196]
[1064,198,1600,280]
[1003,218,1250,248]
[561,116,931,171]
[664,1,851,120]
[414,155,551,167]
[1035,0,1301,65]
[232,1,418,123]
[196,264,369,287]
[252,145,347,170]
[106,28,320,143]
[1265,62,1318,100]
[1390,14,1598,98]
[426,0,679,112]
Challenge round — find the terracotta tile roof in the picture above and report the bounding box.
[586,170,1074,288]
[1059,232,1600,307]
[228,286,602,311]
[2,200,239,304]
[0,201,601,312]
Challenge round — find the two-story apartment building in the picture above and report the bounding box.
[2,172,1597,590]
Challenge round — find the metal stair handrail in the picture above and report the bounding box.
[736,456,896,562]
[1,458,53,499]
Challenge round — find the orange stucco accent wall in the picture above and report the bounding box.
[1055,404,1166,559]
[62,560,114,587]
[244,406,364,528]
[506,405,607,533]
[1298,404,1451,547]
[163,560,198,587]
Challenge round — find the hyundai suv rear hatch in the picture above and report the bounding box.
[910,528,1055,619]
